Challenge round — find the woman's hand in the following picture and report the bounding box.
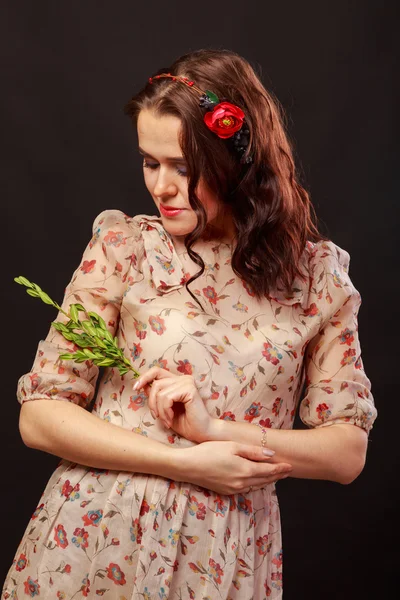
[133,367,212,443]
[174,441,293,495]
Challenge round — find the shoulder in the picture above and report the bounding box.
[92,209,141,237]
[305,239,351,275]
[301,239,361,321]
[90,211,168,276]
[272,239,356,310]
[91,209,160,236]
[89,209,146,252]
[304,239,355,293]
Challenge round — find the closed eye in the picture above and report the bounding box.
[143,159,187,177]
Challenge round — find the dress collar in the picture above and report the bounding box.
[135,214,187,294]
[134,214,308,307]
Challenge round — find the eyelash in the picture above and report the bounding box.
[142,159,187,177]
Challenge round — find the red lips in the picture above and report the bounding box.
[161,204,184,210]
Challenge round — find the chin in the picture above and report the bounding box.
[161,215,197,232]
[164,226,191,238]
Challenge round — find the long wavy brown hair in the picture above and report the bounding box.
[124,48,328,308]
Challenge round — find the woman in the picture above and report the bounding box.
[3,48,377,599]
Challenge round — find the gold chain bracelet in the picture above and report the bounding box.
[256,423,268,448]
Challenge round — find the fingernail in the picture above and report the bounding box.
[150,410,156,419]
[133,380,140,390]
[263,449,275,456]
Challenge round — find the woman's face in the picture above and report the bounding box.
[137,109,234,248]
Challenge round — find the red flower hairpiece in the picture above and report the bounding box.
[203,101,245,139]
[148,73,252,164]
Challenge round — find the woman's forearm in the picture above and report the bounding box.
[206,419,368,484]
[19,399,182,479]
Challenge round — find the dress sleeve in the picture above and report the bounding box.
[299,241,377,435]
[16,209,139,409]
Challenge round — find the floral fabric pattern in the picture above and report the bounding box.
[3,209,377,599]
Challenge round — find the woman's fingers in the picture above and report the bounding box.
[143,378,167,420]
[245,462,292,490]
[244,467,292,490]
[156,394,174,429]
[134,367,175,391]
[271,464,293,479]
[135,370,207,435]
[135,373,183,427]
[153,380,182,428]
[156,378,197,429]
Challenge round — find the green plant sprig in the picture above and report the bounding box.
[14,276,141,379]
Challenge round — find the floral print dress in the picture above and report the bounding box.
[3,209,377,600]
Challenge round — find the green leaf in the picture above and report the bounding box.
[40,293,54,306]
[52,322,70,334]
[74,356,87,363]
[94,358,116,367]
[83,349,98,359]
[94,327,106,339]
[70,333,93,348]
[81,321,97,338]
[105,347,119,356]
[87,311,99,321]
[15,276,32,287]
[205,90,219,104]
[93,336,107,349]
[69,333,83,345]
[59,353,76,360]
[60,331,74,341]
[97,316,107,331]
[69,304,79,322]
[26,289,40,297]
[102,329,114,343]
[73,304,86,312]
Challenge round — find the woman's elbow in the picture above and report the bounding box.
[337,451,367,485]
[330,423,368,485]
[19,401,46,449]
[338,460,365,485]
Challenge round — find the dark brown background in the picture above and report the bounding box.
[1,0,398,596]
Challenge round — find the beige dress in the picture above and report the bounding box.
[3,209,377,600]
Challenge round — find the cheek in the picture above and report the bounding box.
[197,183,219,219]
[143,169,154,190]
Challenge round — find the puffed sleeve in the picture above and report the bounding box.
[299,240,377,435]
[16,209,140,409]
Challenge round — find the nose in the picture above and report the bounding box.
[153,167,178,198]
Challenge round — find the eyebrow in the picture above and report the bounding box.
[138,146,185,163]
